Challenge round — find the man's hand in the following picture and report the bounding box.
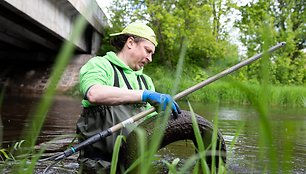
[142,90,181,118]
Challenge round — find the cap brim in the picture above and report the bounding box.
[109,32,123,36]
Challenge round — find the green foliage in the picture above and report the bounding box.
[235,0,306,85]
[162,157,180,174]
[108,0,239,70]
[107,0,305,85]
[0,140,26,161]
[272,54,306,85]
[0,149,15,161]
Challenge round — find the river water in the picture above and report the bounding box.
[1,94,306,173]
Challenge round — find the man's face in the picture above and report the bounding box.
[128,38,155,71]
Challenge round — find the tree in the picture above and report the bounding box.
[235,0,306,85]
[108,0,238,72]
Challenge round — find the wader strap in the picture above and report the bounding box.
[140,75,148,90]
[109,61,148,90]
[137,76,143,90]
[110,63,120,87]
[117,67,133,90]
[109,62,132,89]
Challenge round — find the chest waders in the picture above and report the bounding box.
[76,62,148,171]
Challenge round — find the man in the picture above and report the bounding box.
[76,22,180,172]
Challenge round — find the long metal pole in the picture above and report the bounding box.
[52,42,286,161]
[174,42,286,100]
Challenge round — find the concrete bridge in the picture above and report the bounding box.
[0,0,108,93]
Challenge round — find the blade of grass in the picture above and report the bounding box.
[111,135,125,174]
[143,111,171,173]
[0,87,4,147]
[187,101,210,173]
[22,13,88,147]
[121,128,148,174]
[170,38,187,96]
[7,1,98,173]
[210,112,219,173]
[162,158,179,174]
[0,149,14,161]
[123,154,143,174]
[135,128,147,174]
[258,18,278,173]
[192,160,199,174]
[132,38,188,173]
[227,121,245,161]
[281,121,295,172]
[178,151,207,174]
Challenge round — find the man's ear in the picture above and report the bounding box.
[126,37,135,49]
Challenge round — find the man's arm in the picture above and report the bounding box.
[86,84,181,117]
[86,84,143,105]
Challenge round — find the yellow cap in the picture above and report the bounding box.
[110,22,158,46]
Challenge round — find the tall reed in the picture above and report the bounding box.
[0,88,4,148]
[129,39,187,174]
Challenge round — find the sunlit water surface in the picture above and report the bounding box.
[1,94,305,173]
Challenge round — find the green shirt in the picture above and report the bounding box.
[79,51,155,107]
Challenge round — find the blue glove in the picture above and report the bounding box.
[142,90,181,118]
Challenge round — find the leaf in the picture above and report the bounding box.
[110,135,125,174]
[13,140,26,150]
[0,149,14,160]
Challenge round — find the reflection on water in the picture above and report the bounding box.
[1,94,82,145]
[1,95,306,173]
[168,102,306,173]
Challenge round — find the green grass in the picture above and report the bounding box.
[144,65,306,107]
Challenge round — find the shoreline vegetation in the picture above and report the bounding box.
[145,65,306,108]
